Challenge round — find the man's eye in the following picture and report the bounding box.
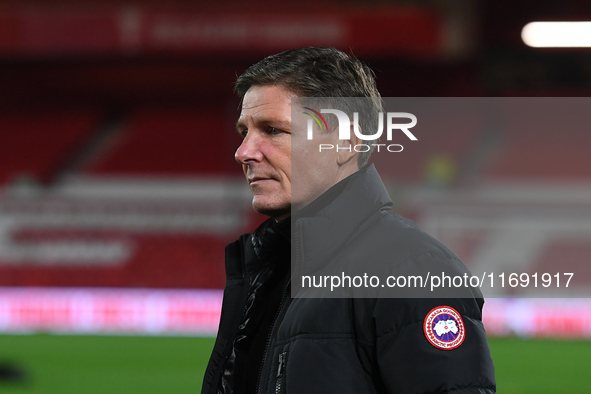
[240,129,248,138]
[270,127,282,135]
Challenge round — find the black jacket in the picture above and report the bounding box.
[202,165,496,394]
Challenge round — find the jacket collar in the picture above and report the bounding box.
[241,216,290,272]
[294,164,393,273]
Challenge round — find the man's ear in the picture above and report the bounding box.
[336,121,361,167]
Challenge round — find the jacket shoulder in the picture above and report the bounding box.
[358,209,463,268]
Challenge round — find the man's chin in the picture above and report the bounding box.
[252,199,290,221]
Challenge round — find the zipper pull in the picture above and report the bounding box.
[276,351,286,378]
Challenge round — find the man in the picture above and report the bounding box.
[202,47,496,394]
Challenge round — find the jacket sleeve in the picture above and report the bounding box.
[371,252,496,393]
[373,297,496,393]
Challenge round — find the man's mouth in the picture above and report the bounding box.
[248,176,275,185]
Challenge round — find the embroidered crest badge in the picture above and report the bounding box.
[423,306,465,350]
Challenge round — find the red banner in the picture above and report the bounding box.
[0,5,442,57]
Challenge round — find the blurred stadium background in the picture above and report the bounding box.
[0,0,591,392]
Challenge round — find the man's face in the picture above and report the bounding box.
[235,85,352,221]
[235,85,293,221]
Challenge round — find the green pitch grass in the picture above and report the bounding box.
[489,337,591,393]
[0,334,216,394]
[0,335,588,393]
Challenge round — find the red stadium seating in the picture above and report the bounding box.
[532,239,591,287]
[372,107,483,183]
[0,108,99,185]
[85,108,237,176]
[485,100,591,180]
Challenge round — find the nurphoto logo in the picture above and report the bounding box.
[302,107,418,153]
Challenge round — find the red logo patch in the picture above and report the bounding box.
[423,306,465,350]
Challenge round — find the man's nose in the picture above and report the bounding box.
[235,132,263,165]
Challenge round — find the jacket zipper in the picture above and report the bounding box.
[255,221,300,394]
[255,282,290,394]
[275,351,287,394]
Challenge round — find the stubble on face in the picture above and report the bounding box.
[235,85,293,221]
[235,86,360,221]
